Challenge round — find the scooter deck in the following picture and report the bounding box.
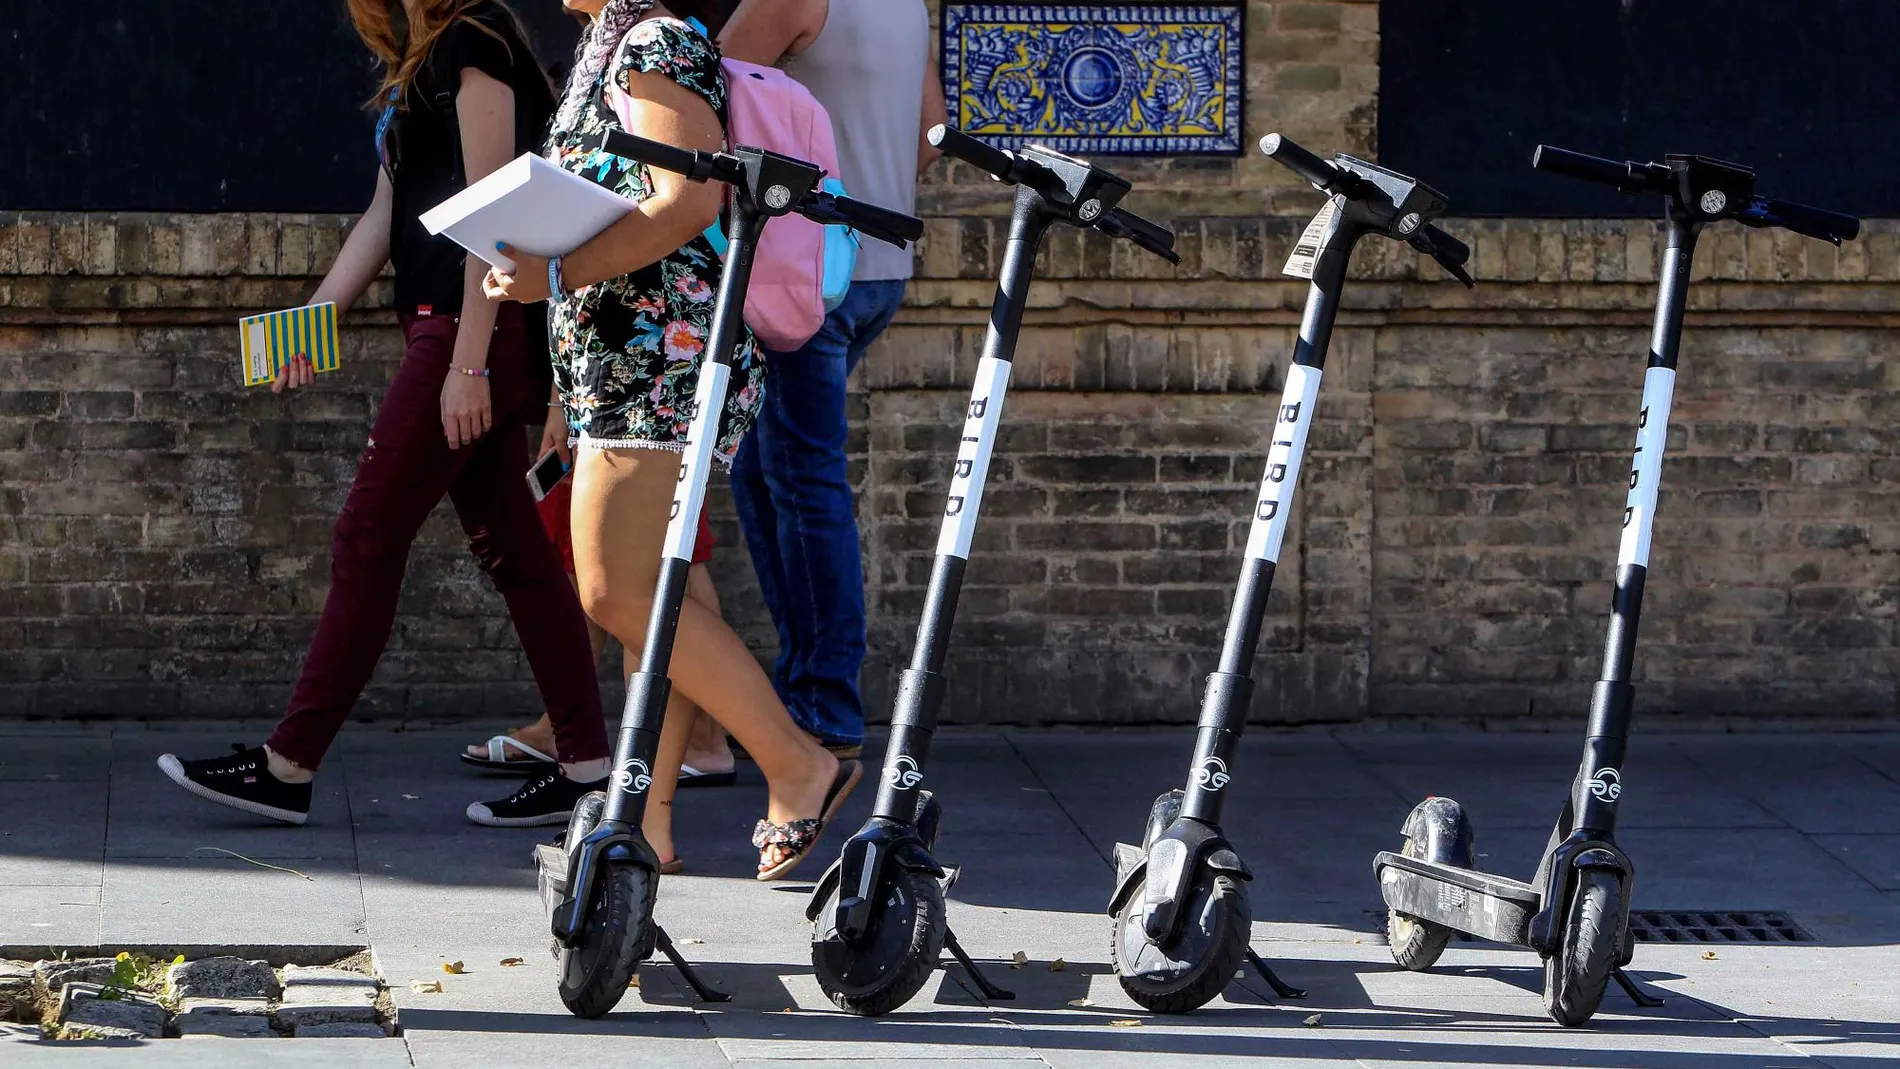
[1373,850,1539,947]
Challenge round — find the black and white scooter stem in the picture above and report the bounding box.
[551,131,921,960]
[1112,135,1470,1010]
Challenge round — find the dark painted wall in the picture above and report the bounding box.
[0,1,581,213]
[1379,0,1900,217]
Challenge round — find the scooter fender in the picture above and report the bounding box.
[1128,818,1238,946]
[1398,796,1476,869]
[1106,789,1190,916]
[806,818,943,942]
[552,821,661,948]
[1526,833,1633,955]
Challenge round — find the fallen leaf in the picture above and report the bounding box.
[1702,951,1718,960]
[1353,938,1363,944]
[409,980,443,994]
[1010,951,1029,969]
[442,961,465,975]
[1048,958,1067,973]
[402,794,421,800]
[1066,998,1093,1008]
[627,974,641,989]
[1109,1019,1142,1028]
[1303,1014,1323,1027]
[678,938,705,945]
[499,958,525,967]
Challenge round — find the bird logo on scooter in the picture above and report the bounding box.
[613,758,652,794]
[1588,768,1622,802]
[1193,757,1230,791]
[883,755,924,790]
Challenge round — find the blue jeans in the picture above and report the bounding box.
[729,280,906,747]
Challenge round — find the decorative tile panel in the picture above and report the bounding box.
[941,3,1245,156]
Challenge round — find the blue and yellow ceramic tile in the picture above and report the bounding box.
[942,3,1245,156]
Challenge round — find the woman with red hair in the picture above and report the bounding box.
[159,0,615,827]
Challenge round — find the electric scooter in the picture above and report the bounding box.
[805,125,1181,1016]
[1372,145,1859,1027]
[1107,134,1475,1014]
[541,130,924,1019]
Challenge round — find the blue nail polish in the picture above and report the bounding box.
[494,242,506,251]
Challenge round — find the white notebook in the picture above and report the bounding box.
[420,153,635,273]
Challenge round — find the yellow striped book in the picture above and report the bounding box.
[239,302,340,387]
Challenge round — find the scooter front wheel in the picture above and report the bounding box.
[1543,869,1621,1027]
[1111,872,1249,1014]
[1386,835,1455,971]
[811,864,946,1016]
[558,862,651,1019]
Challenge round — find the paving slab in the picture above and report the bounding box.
[0,884,102,946]
[1811,833,1900,892]
[0,780,106,886]
[98,859,365,948]
[1,1036,417,1067]
[0,729,111,783]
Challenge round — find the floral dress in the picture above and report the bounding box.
[545,18,763,464]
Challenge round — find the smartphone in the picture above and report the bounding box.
[526,448,571,502]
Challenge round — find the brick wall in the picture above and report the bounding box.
[2,1,1895,723]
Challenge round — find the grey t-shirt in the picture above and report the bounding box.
[784,0,929,282]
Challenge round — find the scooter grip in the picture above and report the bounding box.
[1099,207,1180,264]
[1756,197,1861,245]
[598,129,708,181]
[1259,133,1344,191]
[1530,144,1629,187]
[927,125,1018,183]
[813,192,926,248]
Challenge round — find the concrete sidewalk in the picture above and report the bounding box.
[3,722,1899,1067]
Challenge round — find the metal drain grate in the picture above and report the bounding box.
[1630,910,1815,943]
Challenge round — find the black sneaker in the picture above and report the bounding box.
[157,744,313,826]
[466,770,606,828]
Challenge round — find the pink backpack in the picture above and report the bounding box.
[717,58,841,351]
[608,22,843,352]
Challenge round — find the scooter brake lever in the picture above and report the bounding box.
[1409,233,1476,288]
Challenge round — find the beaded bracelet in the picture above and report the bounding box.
[450,365,490,378]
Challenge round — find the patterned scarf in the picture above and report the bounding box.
[551,0,659,136]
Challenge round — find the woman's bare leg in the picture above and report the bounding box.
[572,446,841,872]
[680,566,734,774]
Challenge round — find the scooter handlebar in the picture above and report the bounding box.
[928,125,1022,184]
[1740,196,1861,245]
[1531,144,1669,195]
[1259,133,1346,192]
[598,129,715,182]
[803,191,925,250]
[1098,207,1180,264]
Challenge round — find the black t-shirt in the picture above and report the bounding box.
[382,3,555,314]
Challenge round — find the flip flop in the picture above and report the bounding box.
[752,759,862,882]
[459,735,557,775]
[678,762,737,789]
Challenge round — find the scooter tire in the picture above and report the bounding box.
[1542,868,1621,1027]
[557,862,650,1019]
[1111,872,1249,1015]
[1386,835,1454,971]
[811,864,946,1016]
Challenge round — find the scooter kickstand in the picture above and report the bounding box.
[1611,966,1664,1008]
[653,925,732,1003]
[1244,948,1308,1000]
[942,928,1016,1001]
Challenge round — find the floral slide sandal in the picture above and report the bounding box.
[752,760,863,882]
[459,735,557,775]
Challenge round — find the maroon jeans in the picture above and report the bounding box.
[266,306,609,770]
